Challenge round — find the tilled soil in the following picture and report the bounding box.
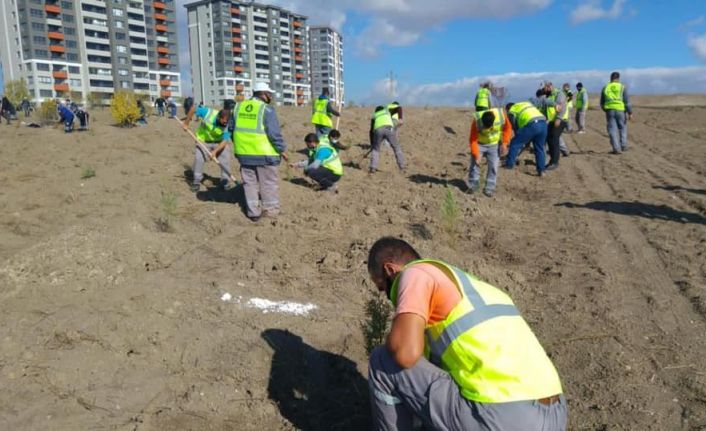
[1,98,705,430]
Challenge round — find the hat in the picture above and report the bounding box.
[253,82,273,93]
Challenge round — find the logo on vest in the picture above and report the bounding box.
[245,104,254,113]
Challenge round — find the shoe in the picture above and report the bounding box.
[561,151,570,157]
[538,170,544,177]
[578,130,586,134]
[190,183,200,193]
[483,190,494,198]
[219,180,234,191]
[545,163,558,171]
[502,165,514,170]
[621,147,628,152]
[611,150,621,155]
[248,216,261,222]
[368,168,377,174]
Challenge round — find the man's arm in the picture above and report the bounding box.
[600,88,606,111]
[581,91,589,111]
[386,313,426,368]
[623,86,633,117]
[469,120,480,162]
[500,115,513,154]
[554,93,567,125]
[327,100,340,117]
[182,105,198,128]
[263,106,287,154]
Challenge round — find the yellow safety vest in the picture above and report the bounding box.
[390,259,563,403]
[475,88,491,109]
[546,88,560,121]
[372,108,394,130]
[308,139,343,176]
[474,108,505,145]
[575,88,588,110]
[602,82,625,111]
[387,103,400,120]
[233,99,279,157]
[311,98,333,127]
[509,102,545,129]
[195,108,225,143]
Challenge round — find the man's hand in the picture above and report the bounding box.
[628,113,633,121]
[209,151,218,160]
[281,152,289,162]
[500,146,508,157]
[182,121,189,130]
[386,313,426,369]
[554,119,561,128]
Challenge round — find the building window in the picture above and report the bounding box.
[69,66,80,73]
[118,69,129,76]
[64,15,74,23]
[61,1,72,9]
[67,53,79,61]
[36,63,50,71]
[66,40,77,48]
[34,49,48,57]
[40,90,53,97]
[70,79,81,87]
[30,8,44,18]
[33,36,46,44]
[31,22,44,31]
[116,45,128,53]
[38,76,52,84]
[121,81,130,89]
[113,9,124,17]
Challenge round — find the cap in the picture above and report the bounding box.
[253,82,273,93]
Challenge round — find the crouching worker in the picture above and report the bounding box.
[291,133,342,192]
[366,236,568,431]
[57,102,74,133]
[183,105,234,193]
[75,107,89,131]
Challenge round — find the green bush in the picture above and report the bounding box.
[4,79,30,105]
[36,99,58,126]
[110,91,141,127]
[361,294,392,355]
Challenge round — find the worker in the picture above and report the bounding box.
[366,237,567,431]
[575,82,588,134]
[182,104,234,193]
[290,132,343,192]
[543,82,568,170]
[154,97,166,116]
[474,81,492,112]
[57,101,75,133]
[183,96,194,119]
[136,100,147,125]
[600,71,633,154]
[369,106,406,174]
[311,87,340,138]
[388,101,404,139]
[75,106,90,131]
[20,98,31,117]
[563,84,574,133]
[468,107,512,197]
[1,96,16,125]
[503,101,547,176]
[219,81,287,221]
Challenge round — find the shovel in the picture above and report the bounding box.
[175,118,239,185]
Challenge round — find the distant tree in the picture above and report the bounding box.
[88,92,104,109]
[4,79,31,105]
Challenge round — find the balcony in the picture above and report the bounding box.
[45,4,61,14]
[294,38,303,45]
[293,21,302,28]
[48,31,64,40]
[296,89,304,95]
[294,47,302,54]
[234,66,244,73]
[54,83,69,92]
[230,7,240,15]
[231,27,241,34]
[232,47,242,53]
[157,46,169,54]
[232,37,242,43]
[153,1,166,9]
[49,45,66,53]
[53,70,68,79]
[154,13,167,22]
[159,79,171,86]
[161,90,172,97]
[294,55,303,62]
[295,73,304,79]
[155,24,168,33]
[158,58,170,65]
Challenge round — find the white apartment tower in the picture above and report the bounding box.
[0,0,181,103]
[185,0,311,107]
[308,26,344,105]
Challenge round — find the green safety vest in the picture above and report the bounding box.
[475,87,491,109]
[308,140,343,176]
[311,98,333,128]
[372,108,394,130]
[390,259,563,403]
[509,102,545,129]
[575,88,588,110]
[602,82,625,111]
[195,108,225,143]
[233,99,279,157]
[387,103,400,120]
[474,108,505,145]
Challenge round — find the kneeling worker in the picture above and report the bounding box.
[366,237,567,431]
[291,133,342,191]
[504,101,548,176]
[183,105,234,192]
[468,107,512,197]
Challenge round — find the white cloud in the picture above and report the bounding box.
[570,0,626,25]
[678,15,704,31]
[358,66,706,106]
[688,33,706,61]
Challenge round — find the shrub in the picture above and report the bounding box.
[441,187,460,248]
[110,91,141,127]
[361,294,392,355]
[80,167,95,179]
[36,99,58,126]
[155,190,178,232]
[4,79,30,105]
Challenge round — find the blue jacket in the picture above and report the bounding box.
[58,105,74,122]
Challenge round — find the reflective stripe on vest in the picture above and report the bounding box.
[390,259,563,403]
[195,108,224,143]
[373,109,394,130]
[509,102,544,129]
[233,99,278,157]
[575,88,588,110]
[474,108,505,145]
[311,98,333,127]
[475,88,491,109]
[603,82,625,111]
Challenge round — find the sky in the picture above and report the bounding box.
[2,0,706,105]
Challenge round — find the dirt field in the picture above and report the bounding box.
[1,96,705,430]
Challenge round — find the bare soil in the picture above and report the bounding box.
[1,96,705,430]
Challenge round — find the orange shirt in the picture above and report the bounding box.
[395,263,462,325]
[469,110,513,161]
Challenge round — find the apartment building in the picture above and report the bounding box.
[308,26,344,105]
[186,0,311,107]
[0,0,181,103]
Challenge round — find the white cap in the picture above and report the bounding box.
[253,82,273,93]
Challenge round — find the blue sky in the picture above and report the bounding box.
[3,0,706,105]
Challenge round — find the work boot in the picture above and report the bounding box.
[483,189,494,198]
[190,183,200,193]
[467,181,480,194]
[545,163,558,171]
[368,168,377,174]
[561,150,570,157]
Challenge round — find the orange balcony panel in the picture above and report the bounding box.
[234,66,244,73]
[293,21,302,28]
[154,13,167,21]
[153,1,166,9]
[236,84,244,92]
[230,7,240,14]
[231,27,241,33]
[296,89,304,94]
[232,47,242,53]
[158,58,170,65]
[157,46,169,54]
[54,83,69,92]
[161,90,172,97]
[159,79,171,86]
[232,37,242,43]
[294,38,303,45]
[294,47,303,54]
[52,70,68,79]
[48,31,64,40]
[295,73,304,79]
[294,56,303,62]
[45,4,61,14]
[49,45,66,53]
[155,24,168,32]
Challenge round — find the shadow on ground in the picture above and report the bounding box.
[653,185,706,196]
[262,329,369,431]
[408,174,467,192]
[556,201,706,225]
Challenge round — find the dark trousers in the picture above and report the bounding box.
[546,120,566,166]
[306,166,341,189]
[505,120,548,174]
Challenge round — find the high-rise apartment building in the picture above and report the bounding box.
[0,0,181,103]
[308,26,344,105]
[186,0,311,107]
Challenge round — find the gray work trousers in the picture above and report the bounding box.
[605,110,628,152]
[240,165,280,218]
[558,137,570,156]
[371,126,406,170]
[315,124,332,139]
[469,144,499,193]
[193,142,231,185]
[368,347,568,431]
[575,109,586,131]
